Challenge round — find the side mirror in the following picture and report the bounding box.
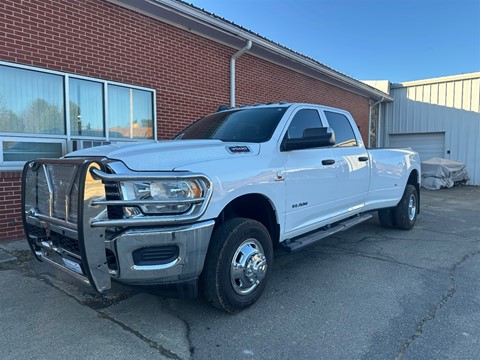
[282,127,335,151]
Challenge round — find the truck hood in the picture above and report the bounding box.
[65,140,260,171]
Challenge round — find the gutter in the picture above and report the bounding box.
[156,0,392,101]
[108,0,392,101]
[230,40,252,107]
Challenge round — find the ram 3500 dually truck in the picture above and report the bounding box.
[22,103,421,313]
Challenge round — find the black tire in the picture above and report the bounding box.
[202,218,273,313]
[394,184,419,230]
[378,208,396,229]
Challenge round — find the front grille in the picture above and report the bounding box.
[26,163,80,222]
[104,181,123,219]
[23,161,83,257]
[50,232,81,255]
[23,159,113,294]
[24,224,47,240]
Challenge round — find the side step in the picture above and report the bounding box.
[282,213,373,252]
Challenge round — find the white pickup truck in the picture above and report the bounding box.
[22,103,420,313]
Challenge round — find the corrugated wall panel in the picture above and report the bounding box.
[421,85,430,132]
[383,73,480,185]
[472,78,480,112]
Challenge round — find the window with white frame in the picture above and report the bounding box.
[0,62,156,169]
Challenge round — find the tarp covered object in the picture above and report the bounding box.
[421,157,469,190]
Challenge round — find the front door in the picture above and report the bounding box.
[282,107,338,238]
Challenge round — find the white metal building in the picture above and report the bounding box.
[374,72,480,185]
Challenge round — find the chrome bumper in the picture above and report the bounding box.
[107,220,215,285]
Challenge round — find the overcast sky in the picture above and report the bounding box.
[187,0,480,83]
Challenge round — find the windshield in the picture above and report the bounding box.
[175,107,288,143]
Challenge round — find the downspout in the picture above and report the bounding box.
[368,97,385,147]
[230,40,252,107]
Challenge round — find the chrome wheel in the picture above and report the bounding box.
[202,218,273,312]
[230,238,267,295]
[408,194,417,221]
[394,184,418,230]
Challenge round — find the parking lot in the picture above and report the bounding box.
[1,186,479,360]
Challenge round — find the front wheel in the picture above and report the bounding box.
[201,218,273,313]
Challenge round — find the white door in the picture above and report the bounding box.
[282,108,338,238]
[323,110,370,215]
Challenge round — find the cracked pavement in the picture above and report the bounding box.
[1,186,479,359]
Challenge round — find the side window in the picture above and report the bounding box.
[324,111,357,147]
[286,109,322,139]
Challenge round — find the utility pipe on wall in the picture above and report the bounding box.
[368,97,385,147]
[230,40,252,107]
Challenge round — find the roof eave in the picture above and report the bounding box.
[107,0,392,102]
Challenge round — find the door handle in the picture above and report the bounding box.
[322,159,336,166]
[358,156,369,162]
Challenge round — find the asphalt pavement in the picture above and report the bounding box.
[1,186,479,360]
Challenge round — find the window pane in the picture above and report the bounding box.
[324,111,357,147]
[0,65,64,134]
[108,85,153,139]
[287,109,322,139]
[69,78,104,137]
[3,141,63,161]
[178,107,287,143]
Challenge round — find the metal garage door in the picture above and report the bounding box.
[389,133,445,162]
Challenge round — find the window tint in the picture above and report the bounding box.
[286,109,322,139]
[177,107,287,143]
[70,78,104,137]
[2,141,63,162]
[0,63,156,167]
[324,111,357,147]
[108,85,154,139]
[0,65,64,135]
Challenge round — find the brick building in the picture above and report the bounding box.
[0,0,390,242]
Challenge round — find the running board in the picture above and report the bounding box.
[282,214,373,252]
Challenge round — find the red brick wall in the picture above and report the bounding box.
[0,0,370,241]
[236,56,370,134]
[0,172,23,241]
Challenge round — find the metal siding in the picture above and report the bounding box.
[454,81,463,109]
[421,85,430,132]
[472,78,480,113]
[383,73,480,185]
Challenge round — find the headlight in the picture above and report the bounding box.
[120,179,204,215]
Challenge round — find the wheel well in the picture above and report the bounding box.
[407,169,420,213]
[216,194,280,247]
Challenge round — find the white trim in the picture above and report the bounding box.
[0,132,68,139]
[152,89,158,141]
[65,74,72,151]
[104,82,110,142]
[391,72,480,89]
